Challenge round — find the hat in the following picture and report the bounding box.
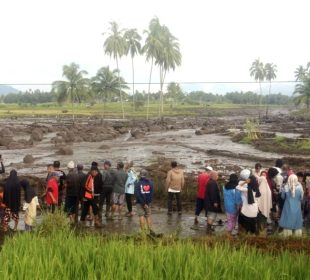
[206,166,213,171]
[240,169,251,180]
[67,161,75,169]
[140,169,148,178]
[104,160,112,167]
[91,161,98,167]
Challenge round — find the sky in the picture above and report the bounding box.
[0,0,309,94]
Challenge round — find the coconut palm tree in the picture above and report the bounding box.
[103,21,127,119]
[156,25,181,115]
[294,74,310,109]
[264,63,277,116]
[91,66,129,117]
[52,62,89,120]
[250,58,265,96]
[142,17,162,120]
[294,65,306,82]
[124,28,141,110]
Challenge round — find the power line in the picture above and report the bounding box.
[0,80,299,86]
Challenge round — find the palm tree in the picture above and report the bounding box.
[294,74,310,109]
[142,17,162,119]
[91,66,129,118]
[294,65,306,82]
[250,58,265,96]
[103,22,127,119]
[264,62,277,116]
[156,25,181,115]
[124,28,141,110]
[52,62,89,120]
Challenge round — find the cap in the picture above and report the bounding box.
[206,166,213,171]
[67,161,75,169]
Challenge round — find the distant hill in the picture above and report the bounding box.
[0,85,19,95]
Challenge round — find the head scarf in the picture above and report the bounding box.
[240,169,251,180]
[3,170,21,213]
[20,179,36,203]
[287,174,298,198]
[225,174,239,190]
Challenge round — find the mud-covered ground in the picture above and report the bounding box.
[1,107,310,235]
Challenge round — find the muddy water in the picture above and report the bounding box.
[1,128,294,178]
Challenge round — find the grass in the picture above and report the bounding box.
[0,102,283,118]
[0,213,310,279]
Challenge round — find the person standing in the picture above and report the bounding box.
[3,170,21,232]
[166,161,184,215]
[205,171,221,233]
[253,163,263,179]
[223,173,242,235]
[236,169,260,234]
[80,166,102,227]
[125,162,138,217]
[53,161,66,207]
[0,155,5,174]
[257,171,272,232]
[135,169,154,233]
[279,174,304,237]
[45,172,60,213]
[193,166,213,226]
[64,161,80,223]
[101,160,114,219]
[111,162,128,220]
[21,179,39,231]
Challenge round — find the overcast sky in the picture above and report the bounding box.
[0,0,309,93]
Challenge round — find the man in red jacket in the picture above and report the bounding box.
[193,166,213,227]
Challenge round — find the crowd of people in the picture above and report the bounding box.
[0,155,309,237]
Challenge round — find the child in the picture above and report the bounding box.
[45,172,59,213]
[223,174,242,235]
[134,169,154,233]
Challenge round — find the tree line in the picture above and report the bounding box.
[1,87,292,106]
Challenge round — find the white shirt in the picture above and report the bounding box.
[236,182,259,218]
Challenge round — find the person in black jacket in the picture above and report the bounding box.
[3,170,21,232]
[205,171,221,233]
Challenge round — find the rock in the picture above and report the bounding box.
[0,137,13,147]
[31,128,43,141]
[23,155,35,164]
[131,129,145,139]
[99,144,110,150]
[195,130,203,136]
[57,146,74,155]
[148,125,162,132]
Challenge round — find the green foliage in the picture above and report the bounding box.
[52,63,89,105]
[297,140,310,151]
[0,229,309,279]
[244,119,260,140]
[275,135,286,143]
[294,73,310,109]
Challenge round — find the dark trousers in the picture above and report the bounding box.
[126,193,133,212]
[168,192,182,212]
[100,187,113,214]
[239,213,257,234]
[81,200,99,221]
